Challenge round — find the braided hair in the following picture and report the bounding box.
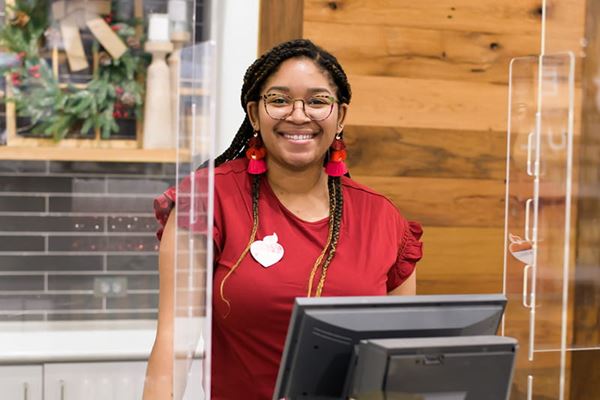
[218,39,352,314]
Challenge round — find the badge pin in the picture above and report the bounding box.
[250,233,284,268]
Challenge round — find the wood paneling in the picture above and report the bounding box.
[346,74,508,131]
[304,0,579,39]
[301,0,522,303]
[258,0,591,397]
[344,126,506,180]
[304,21,538,84]
[299,0,531,297]
[570,350,600,399]
[353,176,505,228]
[415,227,504,294]
[543,0,587,54]
[570,0,600,396]
[259,0,304,54]
[573,0,600,349]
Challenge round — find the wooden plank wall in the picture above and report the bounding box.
[258,1,592,398]
[301,0,548,295]
[570,0,600,396]
[259,0,303,53]
[258,0,586,295]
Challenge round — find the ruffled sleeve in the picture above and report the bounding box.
[386,220,423,291]
[153,170,210,241]
[153,186,177,241]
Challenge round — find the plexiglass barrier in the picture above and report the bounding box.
[504,52,576,400]
[504,1,600,398]
[0,1,212,399]
[172,41,216,400]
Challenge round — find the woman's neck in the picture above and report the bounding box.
[266,160,327,196]
[265,159,330,222]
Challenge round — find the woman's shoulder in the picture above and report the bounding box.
[189,158,247,178]
[188,158,249,189]
[340,176,398,212]
[341,176,423,248]
[214,158,248,176]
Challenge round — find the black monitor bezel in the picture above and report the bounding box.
[273,294,507,400]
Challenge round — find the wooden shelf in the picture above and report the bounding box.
[0,146,182,163]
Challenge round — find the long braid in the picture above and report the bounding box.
[306,177,336,296]
[219,174,260,316]
[214,118,254,166]
[217,39,352,310]
[315,177,343,296]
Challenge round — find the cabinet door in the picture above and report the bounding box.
[44,361,147,400]
[181,358,204,400]
[0,365,43,400]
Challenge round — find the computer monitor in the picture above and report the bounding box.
[272,294,507,400]
[348,336,517,400]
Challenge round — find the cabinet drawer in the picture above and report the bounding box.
[44,361,147,400]
[0,365,43,400]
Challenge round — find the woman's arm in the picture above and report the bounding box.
[388,270,416,296]
[143,212,176,400]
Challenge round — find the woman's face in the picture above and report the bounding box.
[247,57,348,172]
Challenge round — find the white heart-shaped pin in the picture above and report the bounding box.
[250,233,284,268]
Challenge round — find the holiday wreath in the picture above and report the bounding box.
[0,0,147,141]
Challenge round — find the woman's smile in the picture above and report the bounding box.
[277,129,319,144]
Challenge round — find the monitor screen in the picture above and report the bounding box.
[349,336,517,400]
[272,294,507,400]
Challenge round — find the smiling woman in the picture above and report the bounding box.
[143,39,423,400]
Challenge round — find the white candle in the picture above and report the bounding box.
[168,0,188,34]
[148,13,170,42]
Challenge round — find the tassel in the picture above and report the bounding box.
[246,133,267,174]
[330,149,347,162]
[325,160,348,177]
[248,158,267,174]
[246,146,266,160]
[326,146,348,177]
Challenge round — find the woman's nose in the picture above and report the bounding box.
[287,99,311,122]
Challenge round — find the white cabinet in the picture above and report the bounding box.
[179,359,204,400]
[0,365,43,400]
[1,360,203,400]
[44,361,147,400]
[43,360,203,400]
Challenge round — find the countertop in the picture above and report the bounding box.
[0,320,205,364]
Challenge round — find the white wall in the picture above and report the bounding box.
[213,0,260,155]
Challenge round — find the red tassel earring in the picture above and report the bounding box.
[325,135,348,177]
[246,132,267,174]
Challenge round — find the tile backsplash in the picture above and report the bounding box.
[0,160,176,321]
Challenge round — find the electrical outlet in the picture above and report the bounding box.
[94,277,128,297]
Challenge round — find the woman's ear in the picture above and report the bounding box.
[246,101,260,131]
[336,103,349,134]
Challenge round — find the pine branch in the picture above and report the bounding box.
[0,0,147,141]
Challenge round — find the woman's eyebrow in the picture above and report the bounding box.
[265,86,332,94]
[307,87,332,94]
[265,86,290,92]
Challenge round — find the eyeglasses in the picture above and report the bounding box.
[262,93,338,121]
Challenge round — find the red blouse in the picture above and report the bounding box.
[154,158,423,400]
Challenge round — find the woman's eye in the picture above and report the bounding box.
[308,97,329,106]
[268,96,290,105]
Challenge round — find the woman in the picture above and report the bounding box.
[144,39,423,400]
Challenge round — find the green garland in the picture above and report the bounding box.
[0,0,147,141]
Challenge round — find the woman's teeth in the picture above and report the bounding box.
[284,134,313,140]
